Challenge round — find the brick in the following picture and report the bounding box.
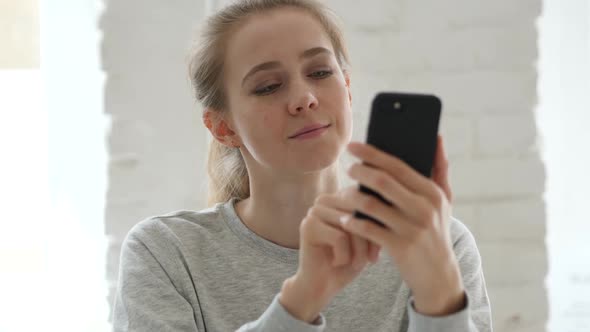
[101,23,196,73]
[99,0,205,25]
[107,117,155,155]
[451,205,477,229]
[470,199,546,242]
[476,114,539,157]
[445,0,541,28]
[326,0,402,30]
[350,107,370,141]
[479,241,547,286]
[347,30,405,73]
[488,282,548,331]
[99,0,203,72]
[401,0,541,29]
[106,238,123,284]
[104,74,198,122]
[105,154,208,237]
[402,71,537,114]
[467,25,537,70]
[407,26,535,72]
[350,23,536,75]
[348,71,401,117]
[451,157,545,199]
[439,115,474,158]
[105,195,152,237]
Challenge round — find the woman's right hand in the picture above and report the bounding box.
[279,186,381,323]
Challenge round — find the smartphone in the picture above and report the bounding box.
[353,92,442,227]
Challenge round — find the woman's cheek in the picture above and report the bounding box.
[335,89,353,140]
[258,113,284,142]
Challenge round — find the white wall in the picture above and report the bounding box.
[0,0,110,331]
[538,0,590,331]
[42,0,110,331]
[105,1,548,331]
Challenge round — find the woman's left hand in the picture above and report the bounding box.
[340,134,467,316]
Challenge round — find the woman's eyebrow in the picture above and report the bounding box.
[241,47,333,87]
[241,61,280,87]
[299,46,332,60]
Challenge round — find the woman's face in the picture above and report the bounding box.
[221,7,352,174]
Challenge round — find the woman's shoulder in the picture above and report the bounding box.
[125,200,231,246]
[449,215,476,243]
[448,216,484,267]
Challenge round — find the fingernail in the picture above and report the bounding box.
[340,214,351,226]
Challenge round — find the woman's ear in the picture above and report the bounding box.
[203,108,242,148]
[344,71,352,105]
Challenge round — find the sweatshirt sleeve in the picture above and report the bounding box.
[236,293,326,332]
[112,219,327,332]
[111,227,200,331]
[406,218,493,332]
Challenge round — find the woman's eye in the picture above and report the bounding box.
[309,70,333,79]
[254,83,281,96]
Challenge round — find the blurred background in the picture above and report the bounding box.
[0,0,588,331]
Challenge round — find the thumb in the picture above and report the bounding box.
[432,135,453,203]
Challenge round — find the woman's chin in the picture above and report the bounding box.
[291,146,341,173]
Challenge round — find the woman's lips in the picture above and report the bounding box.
[289,123,330,138]
[290,124,331,140]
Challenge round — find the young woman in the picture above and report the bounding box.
[112,0,492,331]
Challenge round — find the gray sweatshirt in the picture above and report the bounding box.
[112,197,492,331]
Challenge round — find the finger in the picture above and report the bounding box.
[308,204,351,231]
[432,135,453,203]
[368,242,381,263]
[350,233,369,270]
[314,190,356,213]
[346,188,420,237]
[348,163,429,223]
[303,215,352,267]
[347,142,441,207]
[309,199,371,269]
[341,214,403,250]
[313,193,376,269]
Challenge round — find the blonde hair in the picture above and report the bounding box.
[188,0,350,207]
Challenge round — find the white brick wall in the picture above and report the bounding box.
[105,1,547,330]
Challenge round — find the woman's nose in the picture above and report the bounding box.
[288,84,318,115]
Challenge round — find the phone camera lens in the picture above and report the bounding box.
[394,102,402,110]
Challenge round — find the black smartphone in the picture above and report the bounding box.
[353,92,442,227]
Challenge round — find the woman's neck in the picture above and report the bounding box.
[234,162,340,249]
